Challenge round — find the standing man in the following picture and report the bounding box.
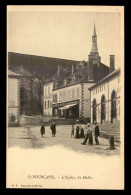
[94,121,100,145]
[40,122,45,138]
[50,121,56,137]
[81,123,92,145]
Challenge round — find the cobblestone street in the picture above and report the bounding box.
[8,125,120,156]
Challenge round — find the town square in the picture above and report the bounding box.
[8,124,120,155]
[8,20,121,154]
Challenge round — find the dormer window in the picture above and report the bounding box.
[55,81,59,88]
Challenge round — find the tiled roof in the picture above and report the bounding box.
[9,65,34,77]
[88,67,120,90]
[43,67,72,84]
[8,70,20,77]
[93,63,109,82]
[50,62,109,90]
[8,52,79,79]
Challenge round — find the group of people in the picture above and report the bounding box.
[40,121,56,137]
[71,120,100,145]
[40,119,100,146]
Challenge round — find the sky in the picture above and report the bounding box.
[7,6,124,68]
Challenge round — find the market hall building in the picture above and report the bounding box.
[44,23,110,122]
[89,58,120,124]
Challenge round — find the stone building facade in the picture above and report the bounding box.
[89,65,120,124]
[9,65,43,116]
[52,82,94,121]
[43,82,53,117]
[8,70,20,125]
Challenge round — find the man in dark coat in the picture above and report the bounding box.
[94,121,100,145]
[50,121,56,137]
[40,122,45,137]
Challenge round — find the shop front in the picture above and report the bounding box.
[52,100,79,119]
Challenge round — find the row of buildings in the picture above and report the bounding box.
[8,23,121,125]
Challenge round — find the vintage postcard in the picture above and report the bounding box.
[6,5,124,189]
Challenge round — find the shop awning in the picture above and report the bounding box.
[64,104,77,109]
[63,103,78,109]
[59,106,67,110]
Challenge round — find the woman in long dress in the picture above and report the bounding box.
[79,123,85,138]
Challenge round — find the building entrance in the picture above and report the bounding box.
[101,95,106,124]
[111,91,117,123]
[93,99,97,124]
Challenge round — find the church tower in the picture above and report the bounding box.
[88,23,101,81]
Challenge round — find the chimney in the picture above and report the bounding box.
[76,63,79,69]
[58,65,61,76]
[72,65,74,74]
[109,55,115,73]
[81,61,85,68]
[64,77,68,86]
[78,61,84,68]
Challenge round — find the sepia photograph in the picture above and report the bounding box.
[6,5,124,189]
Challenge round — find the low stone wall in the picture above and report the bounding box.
[8,121,19,127]
[19,115,42,126]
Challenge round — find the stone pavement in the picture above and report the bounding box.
[8,125,120,156]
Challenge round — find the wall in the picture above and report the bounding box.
[82,83,95,118]
[53,84,81,103]
[108,75,120,122]
[19,115,42,126]
[91,82,108,123]
[43,82,53,116]
[8,77,20,124]
[53,84,81,116]
[90,73,120,124]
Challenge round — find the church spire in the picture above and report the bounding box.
[91,22,98,53]
[88,22,101,69]
[93,22,96,36]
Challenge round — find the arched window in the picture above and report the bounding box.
[93,98,97,124]
[101,95,106,124]
[111,90,117,123]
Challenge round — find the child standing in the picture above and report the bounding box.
[71,125,74,138]
[40,122,45,138]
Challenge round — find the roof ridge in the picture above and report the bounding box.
[18,65,35,75]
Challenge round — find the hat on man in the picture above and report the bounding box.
[87,123,90,126]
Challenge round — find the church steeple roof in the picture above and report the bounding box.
[91,22,98,53]
[93,22,96,36]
